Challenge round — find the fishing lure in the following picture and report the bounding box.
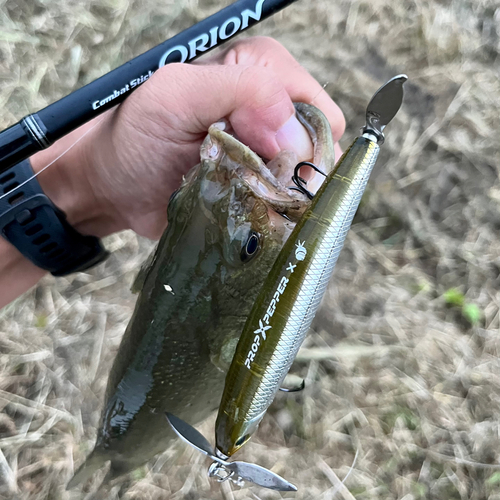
[166,74,407,491]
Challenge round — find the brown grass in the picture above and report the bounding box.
[1,0,499,498]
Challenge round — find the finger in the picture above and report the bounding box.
[203,37,346,143]
[127,62,313,164]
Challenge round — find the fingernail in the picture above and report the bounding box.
[275,115,313,161]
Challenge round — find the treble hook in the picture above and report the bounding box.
[289,161,327,200]
[279,378,305,393]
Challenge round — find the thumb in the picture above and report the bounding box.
[133,63,313,161]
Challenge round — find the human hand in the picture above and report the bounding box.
[32,36,345,241]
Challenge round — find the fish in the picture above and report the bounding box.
[68,102,336,488]
[166,75,407,492]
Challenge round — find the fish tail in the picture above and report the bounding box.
[66,448,109,489]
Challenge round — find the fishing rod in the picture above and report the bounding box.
[0,0,298,175]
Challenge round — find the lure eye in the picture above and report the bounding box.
[241,232,260,262]
[235,435,249,448]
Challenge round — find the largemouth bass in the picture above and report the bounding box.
[68,103,336,487]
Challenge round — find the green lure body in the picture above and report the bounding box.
[216,137,380,456]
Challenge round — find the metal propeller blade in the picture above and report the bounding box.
[166,412,217,459]
[165,413,297,492]
[226,461,297,491]
[364,74,407,136]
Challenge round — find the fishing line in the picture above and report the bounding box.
[249,489,264,500]
[309,81,330,107]
[0,116,104,202]
[328,447,359,499]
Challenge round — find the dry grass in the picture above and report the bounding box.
[1,0,500,498]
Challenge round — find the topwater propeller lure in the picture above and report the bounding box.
[166,74,407,491]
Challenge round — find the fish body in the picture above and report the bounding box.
[69,104,335,487]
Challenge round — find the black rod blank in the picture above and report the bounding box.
[0,0,298,174]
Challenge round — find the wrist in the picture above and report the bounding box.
[0,124,112,303]
[30,119,122,238]
[0,235,46,308]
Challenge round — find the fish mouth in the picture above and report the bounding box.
[200,103,336,221]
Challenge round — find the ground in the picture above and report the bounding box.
[0,0,499,498]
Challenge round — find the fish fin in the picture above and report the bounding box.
[131,245,158,294]
[66,449,109,489]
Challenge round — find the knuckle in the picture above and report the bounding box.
[236,66,291,125]
[251,36,287,51]
[238,65,281,99]
[125,63,193,130]
[149,63,186,91]
[222,36,289,66]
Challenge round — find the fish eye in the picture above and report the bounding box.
[240,232,260,262]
